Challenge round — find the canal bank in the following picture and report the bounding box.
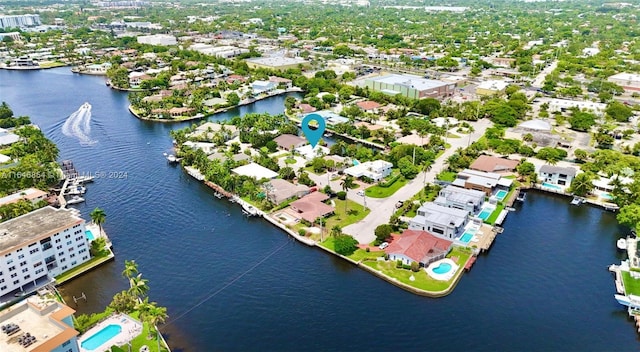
[1,67,638,351]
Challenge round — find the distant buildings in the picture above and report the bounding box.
[364,74,454,99]
[608,73,640,92]
[189,44,249,58]
[0,207,91,297]
[344,160,393,182]
[245,57,310,71]
[0,15,40,29]
[0,298,80,352]
[137,34,177,46]
[94,1,150,7]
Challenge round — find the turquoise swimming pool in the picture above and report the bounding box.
[600,192,613,200]
[460,233,474,243]
[85,230,95,241]
[432,262,452,274]
[478,208,492,220]
[81,324,122,350]
[542,182,562,190]
[495,189,508,200]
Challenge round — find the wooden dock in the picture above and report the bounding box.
[464,256,477,271]
[205,181,233,198]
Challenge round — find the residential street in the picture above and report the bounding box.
[326,119,494,244]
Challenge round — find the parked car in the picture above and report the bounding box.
[379,242,389,250]
[357,190,365,196]
[395,200,404,208]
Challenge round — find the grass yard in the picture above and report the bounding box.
[622,271,640,296]
[365,177,408,198]
[485,203,505,224]
[363,260,452,292]
[437,171,457,182]
[55,252,111,284]
[348,249,386,262]
[325,199,370,229]
[284,157,297,164]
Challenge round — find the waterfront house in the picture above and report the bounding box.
[308,110,349,125]
[344,160,393,182]
[0,188,48,208]
[0,298,81,352]
[191,122,238,141]
[203,97,229,109]
[299,104,317,114]
[538,165,576,186]
[128,71,151,88]
[288,192,334,223]
[265,179,310,205]
[0,206,91,297]
[274,134,308,151]
[434,185,485,214]
[295,144,330,161]
[84,62,112,75]
[385,229,453,266]
[232,163,278,180]
[208,152,250,163]
[409,202,469,240]
[470,155,519,174]
[168,107,196,117]
[182,141,217,154]
[269,76,292,89]
[251,80,277,95]
[452,169,513,196]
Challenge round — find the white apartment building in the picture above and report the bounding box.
[137,34,177,46]
[0,207,91,297]
[0,15,41,29]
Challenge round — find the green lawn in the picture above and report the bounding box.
[126,311,170,352]
[284,158,297,164]
[485,203,505,224]
[365,177,408,198]
[348,249,386,262]
[437,171,457,182]
[325,199,370,229]
[622,271,640,296]
[362,246,471,293]
[55,252,111,284]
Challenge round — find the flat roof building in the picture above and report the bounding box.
[434,185,485,215]
[136,34,176,46]
[0,297,80,352]
[608,72,640,92]
[364,73,454,99]
[232,163,278,180]
[475,80,510,96]
[453,169,513,195]
[245,57,310,71]
[0,207,91,298]
[409,203,469,240]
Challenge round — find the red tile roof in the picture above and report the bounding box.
[356,100,381,111]
[299,103,316,113]
[290,192,333,222]
[385,230,452,264]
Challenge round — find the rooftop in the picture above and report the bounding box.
[0,298,77,352]
[0,206,82,256]
[273,134,307,149]
[476,80,510,91]
[518,119,552,131]
[415,202,468,228]
[436,185,485,205]
[0,188,48,207]
[246,57,309,67]
[266,179,309,204]
[367,73,449,91]
[470,155,519,173]
[385,229,452,264]
[289,192,333,223]
[232,163,278,180]
[539,165,576,177]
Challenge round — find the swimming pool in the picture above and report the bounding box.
[81,324,122,351]
[460,233,474,243]
[600,192,613,200]
[478,208,493,220]
[432,262,452,274]
[542,182,562,190]
[85,230,95,241]
[495,189,508,200]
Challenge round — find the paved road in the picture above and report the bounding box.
[338,119,493,244]
[531,60,558,88]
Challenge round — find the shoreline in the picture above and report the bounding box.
[191,167,464,297]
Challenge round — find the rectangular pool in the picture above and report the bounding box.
[495,190,508,200]
[542,182,562,190]
[478,209,492,220]
[85,230,95,241]
[81,324,122,350]
[460,232,474,243]
[600,192,613,200]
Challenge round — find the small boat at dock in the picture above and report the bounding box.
[242,203,259,217]
[618,238,628,251]
[570,197,584,206]
[516,191,526,202]
[66,196,85,205]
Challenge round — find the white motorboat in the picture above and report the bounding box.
[66,196,85,205]
[66,185,86,195]
[570,197,584,206]
[242,203,259,217]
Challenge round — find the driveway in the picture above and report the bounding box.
[343,119,493,244]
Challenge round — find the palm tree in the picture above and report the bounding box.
[122,260,138,280]
[423,163,433,185]
[340,175,355,213]
[90,208,106,236]
[128,273,149,299]
[331,225,342,237]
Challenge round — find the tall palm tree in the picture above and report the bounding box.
[90,208,106,236]
[340,175,355,213]
[128,273,149,299]
[122,260,138,280]
[423,163,433,185]
[140,300,169,352]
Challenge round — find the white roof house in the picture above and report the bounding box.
[0,128,20,146]
[232,163,278,179]
[344,160,393,182]
[251,80,277,94]
[295,144,330,160]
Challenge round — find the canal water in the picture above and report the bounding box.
[1,68,638,351]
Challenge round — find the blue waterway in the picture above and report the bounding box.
[0,68,638,351]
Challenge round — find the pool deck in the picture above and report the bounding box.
[79,313,142,352]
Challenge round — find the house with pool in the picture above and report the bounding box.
[385,229,453,267]
[452,169,513,197]
[538,165,576,188]
[591,175,633,201]
[434,185,485,214]
[409,203,469,240]
[0,294,81,352]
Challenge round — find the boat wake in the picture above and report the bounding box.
[62,102,97,146]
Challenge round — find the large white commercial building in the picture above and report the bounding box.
[364,74,454,99]
[0,15,41,29]
[0,207,91,297]
[189,44,249,58]
[541,98,607,115]
[0,297,80,352]
[137,34,177,46]
[608,72,640,92]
